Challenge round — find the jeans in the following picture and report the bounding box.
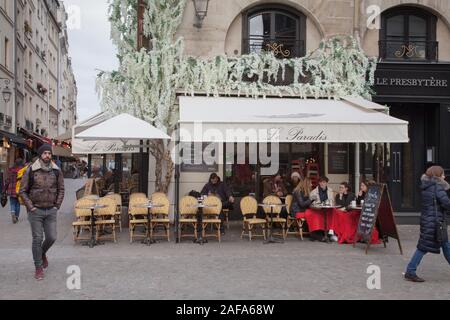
[9,197,21,218]
[406,242,450,275]
[28,208,58,268]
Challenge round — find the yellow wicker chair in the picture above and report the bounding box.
[178,196,198,241]
[240,196,266,241]
[95,197,117,243]
[285,194,305,240]
[202,196,222,242]
[263,195,287,239]
[72,198,95,242]
[150,194,171,242]
[105,193,123,232]
[129,196,149,243]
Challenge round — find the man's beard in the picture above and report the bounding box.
[41,157,51,164]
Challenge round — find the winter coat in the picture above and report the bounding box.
[4,166,22,197]
[335,192,356,208]
[19,160,65,211]
[310,186,335,205]
[291,191,312,216]
[417,175,450,254]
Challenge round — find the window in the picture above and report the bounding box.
[380,6,437,61]
[4,37,9,69]
[243,5,306,58]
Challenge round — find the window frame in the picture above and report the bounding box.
[242,4,306,58]
[380,6,437,61]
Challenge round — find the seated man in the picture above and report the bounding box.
[201,173,235,234]
[310,176,334,205]
[335,182,355,210]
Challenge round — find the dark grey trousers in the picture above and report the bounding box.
[28,208,57,268]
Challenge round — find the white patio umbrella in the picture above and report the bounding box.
[75,113,171,141]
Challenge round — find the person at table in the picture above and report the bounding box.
[263,173,288,198]
[310,176,334,205]
[291,177,313,217]
[335,182,355,210]
[356,181,369,205]
[201,173,235,235]
[287,172,302,194]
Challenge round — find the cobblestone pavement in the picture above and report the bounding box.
[0,179,449,300]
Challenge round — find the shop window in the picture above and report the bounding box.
[380,6,437,61]
[242,5,306,58]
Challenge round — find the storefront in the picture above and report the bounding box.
[176,96,409,220]
[0,130,29,185]
[374,62,450,212]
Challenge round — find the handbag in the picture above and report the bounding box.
[1,192,7,208]
[433,195,445,244]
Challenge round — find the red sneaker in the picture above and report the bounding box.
[35,267,45,281]
[42,254,48,269]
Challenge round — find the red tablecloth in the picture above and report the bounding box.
[296,209,381,245]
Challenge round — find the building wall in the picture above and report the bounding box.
[0,0,15,133]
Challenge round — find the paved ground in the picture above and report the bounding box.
[0,178,449,300]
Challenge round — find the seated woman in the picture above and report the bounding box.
[356,181,369,205]
[291,177,312,217]
[335,182,355,210]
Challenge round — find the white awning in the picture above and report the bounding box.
[76,113,171,141]
[179,96,409,143]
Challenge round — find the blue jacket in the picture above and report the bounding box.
[417,175,450,254]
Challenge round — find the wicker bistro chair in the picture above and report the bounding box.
[202,196,223,242]
[95,197,117,243]
[178,196,199,241]
[105,193,123,232]
[129,193,147,202]
[72,198,95,242]
[128,197,150,243]
[285,194,306,240]
[150,194,171,242]
[262,195,287,240]
[240,196,267,241]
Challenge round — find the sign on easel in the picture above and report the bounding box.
[354,184,403,255]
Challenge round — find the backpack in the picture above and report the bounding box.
[17,165,60,205]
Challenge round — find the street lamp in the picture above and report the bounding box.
[0,78,12,103]
[192,0,210,29]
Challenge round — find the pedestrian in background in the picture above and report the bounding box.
[3,158,24,224]
[404,166,450,282]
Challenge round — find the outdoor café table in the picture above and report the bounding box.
[135,202,165,246]
[188,203,218,245]
[332,206,381,245]
[75,203,107,248]
[310,204,342,243]
[258,203,287,244]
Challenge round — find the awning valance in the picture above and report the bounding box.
[178,97,409,143]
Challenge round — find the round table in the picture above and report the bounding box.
[188,203,218,245]
[136,203,165,246]
[76,204,107,248]
[310,205,343,243]
[258,203,286,244]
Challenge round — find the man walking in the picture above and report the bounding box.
[3,158,24,223]
[20,145,65,280]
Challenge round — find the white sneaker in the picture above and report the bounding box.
[330,235,338,242]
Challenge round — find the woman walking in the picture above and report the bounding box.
[404,166,450,282]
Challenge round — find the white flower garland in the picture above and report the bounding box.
[99,0,377,136]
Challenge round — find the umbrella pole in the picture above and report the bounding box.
[175,125,180,243]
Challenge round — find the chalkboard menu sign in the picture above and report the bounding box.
[355,184,403,255]
[328,144,349,174]
[357,185,382,240]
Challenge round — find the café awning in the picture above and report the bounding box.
[178,96,409,143]
[76,113,171,141]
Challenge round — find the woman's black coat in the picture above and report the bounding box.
[417,175,450,254]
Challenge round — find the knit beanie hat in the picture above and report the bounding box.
[37,144,53,156]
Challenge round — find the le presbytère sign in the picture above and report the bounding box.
[374,63,450,101]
